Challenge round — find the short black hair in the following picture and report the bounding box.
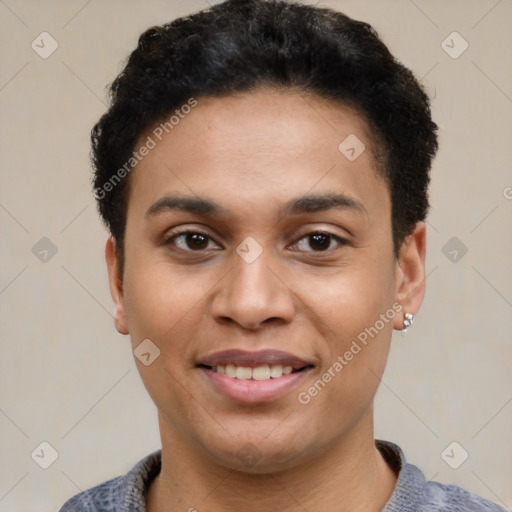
[92,0,438,269]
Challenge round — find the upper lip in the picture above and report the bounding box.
[197,349,315,370]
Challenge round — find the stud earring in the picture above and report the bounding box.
[402,312,414,335]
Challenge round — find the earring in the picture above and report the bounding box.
[402,312,414,335]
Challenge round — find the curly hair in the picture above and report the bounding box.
[92,0,438,269]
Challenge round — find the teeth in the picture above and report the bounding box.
[252,365,270,381]
[225,364,237,378]
[270,365,283,378]
[235,366,252,380]
[213,364,295,380]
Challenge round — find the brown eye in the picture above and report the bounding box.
[293,232,348,253]
[184,233,209,250]
[168,231,220,252]
[308,233,331,251]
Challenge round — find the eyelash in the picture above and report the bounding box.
[163,229,350,255]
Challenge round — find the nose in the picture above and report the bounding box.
[210,250,296,330]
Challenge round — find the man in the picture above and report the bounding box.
[61,0,503,510]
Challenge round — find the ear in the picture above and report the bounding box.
[105,236,129,335]
[393,221,427,331]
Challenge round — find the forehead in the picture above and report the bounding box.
[128,88,389,219]
[156,89,376,168]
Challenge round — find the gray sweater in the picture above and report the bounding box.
[59,441,505,511]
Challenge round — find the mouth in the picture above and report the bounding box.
[196,348,315,380]
[197,363,313,381]
[196,349,315,403]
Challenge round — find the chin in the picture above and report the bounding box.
[198,431,314,475]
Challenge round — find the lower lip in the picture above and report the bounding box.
[198,367,312,404]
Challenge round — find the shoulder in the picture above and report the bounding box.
[378,441,505,512]
[59,451,161,512]
[59,475,123,512]
[416,480,505,512]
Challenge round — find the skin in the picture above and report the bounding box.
[106,88,426,512]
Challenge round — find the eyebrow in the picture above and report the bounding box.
[145,193,367,218]
[284,193,367,216]
[146,196,224,218]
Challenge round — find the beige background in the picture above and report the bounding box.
[1,0,511,510]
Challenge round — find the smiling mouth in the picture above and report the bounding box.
[197,364,314,381]
[196,350,316,403]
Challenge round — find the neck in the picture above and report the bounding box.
[147,410,397,512]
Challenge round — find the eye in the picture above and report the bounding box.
[166,231,221,252]
[292,232,348,252]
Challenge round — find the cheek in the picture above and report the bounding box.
[291,251,396,338]
[291,253,396,412]
[121,258,210,414]
[329,258,396,373]
[122,251,209,350]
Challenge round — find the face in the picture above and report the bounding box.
[106,88,426,472]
